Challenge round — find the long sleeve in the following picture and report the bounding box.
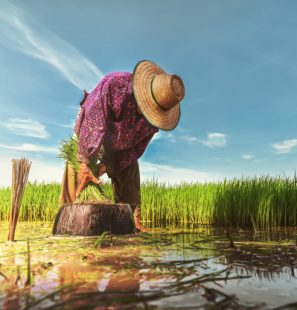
[74,80,110,164]
[74,72,158,173]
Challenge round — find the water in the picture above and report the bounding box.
[0,222,296,309]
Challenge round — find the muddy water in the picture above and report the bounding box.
[0,222,296,309]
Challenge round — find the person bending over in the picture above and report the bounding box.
[60,60,185,232]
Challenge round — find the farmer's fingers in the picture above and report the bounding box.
[75,184,84,198]
[90,174,101,185]
[83,167,101,184]
[76,177,88,198]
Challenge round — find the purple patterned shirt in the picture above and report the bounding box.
[74,72,159,177]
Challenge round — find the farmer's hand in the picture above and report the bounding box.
[76,163,101,198]
[97,163,107,177]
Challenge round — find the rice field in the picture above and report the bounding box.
[0,177,297,230]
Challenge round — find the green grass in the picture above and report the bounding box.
[0,177,297,229]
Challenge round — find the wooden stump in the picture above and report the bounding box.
[52,203,134,236]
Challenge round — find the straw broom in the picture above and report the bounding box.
[8,158,32,241]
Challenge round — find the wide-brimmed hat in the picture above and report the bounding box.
[133,60,185,131]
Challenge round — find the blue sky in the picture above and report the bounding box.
[1,0,297,186]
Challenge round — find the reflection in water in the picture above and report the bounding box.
[0,222,297,309]
[1,255,21,310]
[220,245,297,281]
[212,229,297,282]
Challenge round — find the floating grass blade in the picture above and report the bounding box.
[25,238,31,286]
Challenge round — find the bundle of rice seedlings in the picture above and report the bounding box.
[8,158,32,241]
[59,135,111,203]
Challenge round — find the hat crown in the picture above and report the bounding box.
[151,74,185,110]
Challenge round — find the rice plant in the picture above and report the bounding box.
[1,176,297,230]
[59,135,111,203]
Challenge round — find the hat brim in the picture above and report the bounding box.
[133,60,180,131]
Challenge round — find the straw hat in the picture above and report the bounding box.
[133,60,185,131]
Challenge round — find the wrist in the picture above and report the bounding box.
[78,156,90,165]
[80,162,89,170]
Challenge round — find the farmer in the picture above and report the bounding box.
[59,60,185,231]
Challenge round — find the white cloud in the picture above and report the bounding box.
[153,131,227,148]
[0,143,58,154]
[180,135,199,144]
[2,118,49,138]
[0,156,219,188]
[68,105,81,112]
[140,160,220,184]
[271,139,297,154]
[199,132,227,148]
[242,154,254,160]
[0,3,104,91]
[60,120,75,129]
[151,131,176,143]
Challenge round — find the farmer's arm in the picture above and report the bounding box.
[76,87,109,164]
[75,81,110,197]
[76,163,101,198]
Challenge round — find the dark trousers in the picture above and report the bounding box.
[111,161,141,217]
